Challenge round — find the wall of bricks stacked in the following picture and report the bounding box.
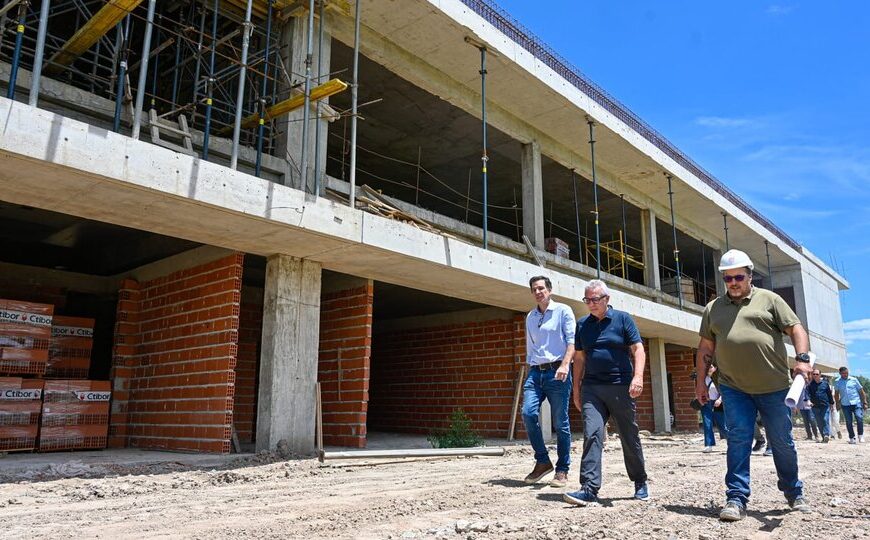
[318,280,374,448]
[666,345,698,431]
[233,290,263,445]
[369,311,522,438]
[109,253,244,453]
[633,340,655,432]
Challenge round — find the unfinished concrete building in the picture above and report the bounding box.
[0,0,849,455]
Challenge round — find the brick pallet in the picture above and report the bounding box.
[0,299,53,376]
[48,316,94,379]
[0,377,44,452]
[39,379,110,452]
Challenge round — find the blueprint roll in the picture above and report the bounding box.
[784,352,816,408]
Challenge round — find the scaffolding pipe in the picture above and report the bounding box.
[202,0,219,159]
[588,119,601,278]
[149,15,160,108]
[131,0,156,139]
[254,0,273,176]
[572,169,582,263]
[313,0,325,195]
[701,240,707,302]
[479,47,489,249]
[170,9,182,108]
[722,213,730,251]
[298,0,316,191]
[112,17,131,133]
[666,174,683,309]
[191,6,207,126]
[620,193,627,265]
[6,2,28,100]
[28,0,50,107]
[348,0,361,206]
[764,240,773,289]
[229,0,254,170]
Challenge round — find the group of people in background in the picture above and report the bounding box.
[519,248,865,523]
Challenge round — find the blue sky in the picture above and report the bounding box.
[492,1,870,374]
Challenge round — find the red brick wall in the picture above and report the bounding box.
[634,339,655,432]
[109,253,243,453]
[233,297,262,444]
[318,282,373,448]
[667,346,698,431]
[369,315,521,438]
[108,279,141,448]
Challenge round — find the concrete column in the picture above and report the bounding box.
[275,13,331,191]
[521,141,544,248]
[648,338,671,432]
[640,209,661,289]
[256,254,322,454]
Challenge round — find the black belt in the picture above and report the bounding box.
[532,361,562,371]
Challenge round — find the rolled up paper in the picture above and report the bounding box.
[784,352,816,408]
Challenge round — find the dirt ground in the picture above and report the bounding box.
[0,431,868,539]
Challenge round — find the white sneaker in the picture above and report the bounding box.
[703,446,713,453]
[860,435,866,443]
[849,438,857,444]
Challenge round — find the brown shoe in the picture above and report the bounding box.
[523,462,554,484]
[549,471,568,488]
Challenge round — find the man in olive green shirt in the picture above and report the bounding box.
[694,249,812,522]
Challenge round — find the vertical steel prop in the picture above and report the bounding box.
[701,240,707,303]
[113,16,132,133]
[230,0,255,170]
[722,212,730,251]
[6,1,28,100]
[202,0,219,160]
[313,0,325,196]
[666,174,683,309]
[764,240,773,289]
[149,15,161,109]
[254,0,274,175]
[479,46,489,249]
[572,169,582,264]
[28,0,51,107]
[588,119,601,278]
[299,0,316,191]
[620,193,628,269]
[348,0,361,206]
[132,0,157,140]
[170,10,182,108]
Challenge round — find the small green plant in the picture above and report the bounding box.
[427,408,484,448]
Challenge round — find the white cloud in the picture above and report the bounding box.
[695,116,752,128]
[766,5,795,15]
[844,319,870,344]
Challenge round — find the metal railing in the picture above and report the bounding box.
[459,0,801,251]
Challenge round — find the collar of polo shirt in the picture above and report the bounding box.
[726,285,757,305]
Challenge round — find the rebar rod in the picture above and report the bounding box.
[229,0,254,170]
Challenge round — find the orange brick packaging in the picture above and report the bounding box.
[0,299,53,376]
[39,380,110,451]
[0,377,44,452]
[48,316,95,378]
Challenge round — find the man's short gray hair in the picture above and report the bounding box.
[585,279,610,296]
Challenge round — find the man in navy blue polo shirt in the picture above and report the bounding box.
[564,279,649,505]
[522,275,576,488]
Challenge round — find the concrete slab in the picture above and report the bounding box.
[0,448,249,476]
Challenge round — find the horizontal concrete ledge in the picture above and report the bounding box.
[320,446,505,460]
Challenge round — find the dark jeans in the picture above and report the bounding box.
[579,384,646,494]
[701,401,728,446]
[720,384,803,507]
[812,406,830,437]
[799,409,819,438]
[522,366,572,472]
[841,405,865,439]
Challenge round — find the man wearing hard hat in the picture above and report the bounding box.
[694,249,813,521]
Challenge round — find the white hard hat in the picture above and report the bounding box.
[718,249,754,272]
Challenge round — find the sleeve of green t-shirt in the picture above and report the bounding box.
[771,293,801,332]
[699,305,714,341]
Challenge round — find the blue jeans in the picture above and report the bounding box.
[799,409,819,438]
[522,366,572,472]
[841,405,865,439]
[701,402,728,446]
[812,406,830,437]
[720,384,803,507]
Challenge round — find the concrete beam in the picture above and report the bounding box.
[640,209,660,290]
[256,255,322,454]
[521,141,544,249]
[647,338,671,433]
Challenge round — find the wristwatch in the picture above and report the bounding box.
[795,352,811,363]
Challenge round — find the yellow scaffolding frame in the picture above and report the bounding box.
[584,230,644,279]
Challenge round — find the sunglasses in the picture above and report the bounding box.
[582,295,608,304]
[723,274,748,283]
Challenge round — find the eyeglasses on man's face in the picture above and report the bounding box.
[812,373,821,377]
[723,274,749,283]
[582,295,608,304]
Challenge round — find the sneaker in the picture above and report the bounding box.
[860,435,866,443]
[563,488,598,506]
[634,482,650,501]
[837,431,842,439]
[719,501,746,522]
[823,435,830,443]
[549,471,568,488]
[752,438,766,452]
[703,446,713,453]
[788,496,812,513]
[849,438,857,445]
[763,446,773,456]
[523,462,554,484]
